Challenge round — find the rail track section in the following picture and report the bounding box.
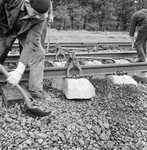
[1,56,147,82]
[6,51,140,62]
[13,41,132,47]
[1,41,146,82]
[7,41,133,63]
[12,41,132,51]
[0,62,147,82]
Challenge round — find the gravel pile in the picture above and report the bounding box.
[1,77,147,150]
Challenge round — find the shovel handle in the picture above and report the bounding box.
[0,64,32,108]
[46,27,50,52]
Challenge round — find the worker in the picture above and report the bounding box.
[129,9,147,62]
[0,0,51,99]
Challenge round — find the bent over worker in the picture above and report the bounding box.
[0,0,51,99]
[129,9,147,62]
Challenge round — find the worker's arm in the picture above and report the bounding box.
[130,36,135,48]
[47,0,53,24]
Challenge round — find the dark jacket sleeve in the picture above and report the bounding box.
[0,4,10,35]
[5,0,24,29]
[129,14,137,37]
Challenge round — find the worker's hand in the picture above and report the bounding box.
[47,16,53,27]
[49,14,54,23]
[131,44,134,49]
[7,70,22,86]
[7,62,26,86]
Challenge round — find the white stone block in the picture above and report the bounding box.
[54,61,66,67]
[115,59,130,64]
[62,78,95,99]
[139,72,147,78]
[107,75,137,85]
[84,61,94,66]
[93,60,102,65]
[61,61,67,66]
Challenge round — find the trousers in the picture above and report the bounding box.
[134,18,147,62]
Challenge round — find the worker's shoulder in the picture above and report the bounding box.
[135,9,147,15]
[131,9,147,18]
[7,0,24,8]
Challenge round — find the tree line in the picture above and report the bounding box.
[52,0,147,31]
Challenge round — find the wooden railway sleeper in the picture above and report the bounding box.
[65,52,82,78]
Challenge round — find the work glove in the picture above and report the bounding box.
[7,62,26,86]
[48,0,53,24]
[130,36,135,50]
[49,14,53,23]
[47,14,53,27]
[7,70,22,86]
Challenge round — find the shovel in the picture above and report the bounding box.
[46,26,50,52]
[0,64,50,116]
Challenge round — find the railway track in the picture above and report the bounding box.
[1,61,147,82]
[12,41,132,49]
[7,41,134,62]
[6,51,140,62]
[1,41,147,82]
[11,41,132,53]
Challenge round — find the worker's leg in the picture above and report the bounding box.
[134,30,147,62]
[28,43,45,99]
[143,41,147,54]
[19,20,46,99]
[41,23,47,49]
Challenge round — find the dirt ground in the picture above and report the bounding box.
[45,29,130,43]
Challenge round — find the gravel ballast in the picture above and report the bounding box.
[1,77,147,150]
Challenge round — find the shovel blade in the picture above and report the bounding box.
[0,64,51,116]
[27,107,51,116]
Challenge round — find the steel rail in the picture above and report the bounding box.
[6,51,139,62]
[42,62,147,77]
[12,41,132,49]
[44,41,132,48]
[0,62,147,82]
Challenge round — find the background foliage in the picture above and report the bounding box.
[52,0,147,31]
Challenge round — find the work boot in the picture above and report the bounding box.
[134,58,146,63]
[29,90,47,99]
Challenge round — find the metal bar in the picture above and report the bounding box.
[43,62,147,77]
[13,41,131,46]
[12,42,132,49]
[60,47,89,51]
[6,51,139,62]
[0,62,147,82]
